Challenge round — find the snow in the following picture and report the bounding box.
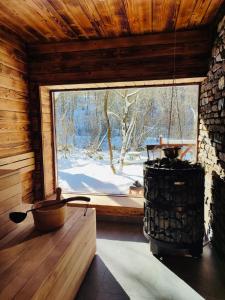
[57,149,149,195]
[57,146,194,195]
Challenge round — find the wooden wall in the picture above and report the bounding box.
[0,16,216,202]
[0,29,34,202]
[40,87,56,197]
[27,28,213,199]
[28,29,212,85]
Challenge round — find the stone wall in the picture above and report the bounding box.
[198,16,225,256]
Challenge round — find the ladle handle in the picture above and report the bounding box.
[29,196,90,213]
[55,188,90,202]
[56,187,62,201]
[63,196,91,203]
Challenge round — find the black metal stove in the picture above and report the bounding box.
[143,148,204,257]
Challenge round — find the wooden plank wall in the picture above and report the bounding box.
[0,170,22,239]
[28,29,212,85]
[27,28,213,199]
[0,29,34,203]
[29,83,44,200]
[40,87,56,197]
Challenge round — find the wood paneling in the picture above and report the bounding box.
[0,0,219,202]
[0,152,35,173]
[28,29,211,85]
[0,0,217,203]
[40,87,56,198]
[0,29,33,202]
[0,170,22,239]
[29,83,44,200]
[28,28,211,54]
[0,0,223,43]
[28,28,212,200]
[0,152,35,203]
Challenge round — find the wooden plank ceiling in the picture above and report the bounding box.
[0,0,223,43]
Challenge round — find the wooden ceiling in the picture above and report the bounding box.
[0,0,224,43]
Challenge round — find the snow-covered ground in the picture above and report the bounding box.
[57,146,195,195]
[57,149,150,195]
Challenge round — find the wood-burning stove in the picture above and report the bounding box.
[143,151,204,257]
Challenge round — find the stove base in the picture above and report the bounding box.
[150,237,203,258]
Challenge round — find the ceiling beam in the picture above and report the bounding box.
[28,28,212,85]
[28,28,210,54]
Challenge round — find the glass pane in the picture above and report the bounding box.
[54,85,198,195]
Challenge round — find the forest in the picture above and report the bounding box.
[54,85,198,194]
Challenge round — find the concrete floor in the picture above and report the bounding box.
[76,221,225,300]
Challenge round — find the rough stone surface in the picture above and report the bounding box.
[218,75,225,90]
[198,17,225,257]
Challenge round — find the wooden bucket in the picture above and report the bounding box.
[32,200,66,232]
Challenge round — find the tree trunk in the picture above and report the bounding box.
[118,91,139,172]
[104,91,116,174]
[118,116,136,172]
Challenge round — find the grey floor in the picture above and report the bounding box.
[76,221,225,300]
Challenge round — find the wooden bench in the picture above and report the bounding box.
[0,169,23,239]
[0,206,96,300]
[0,170,96,300]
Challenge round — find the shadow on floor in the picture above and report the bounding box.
[76,221,225,300]
[159,245,225,300]
[76,255,130,300]
[96,221,147,243]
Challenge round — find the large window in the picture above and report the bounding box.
[54,85,198,195]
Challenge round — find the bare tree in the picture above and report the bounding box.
[108,89,140,172]
[104,91,116,173]
[55,92,76,158]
